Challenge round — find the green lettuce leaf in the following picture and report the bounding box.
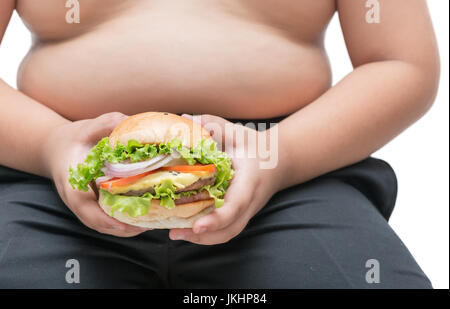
[68,137,110,192]
[101,178,182,216]
[191,138,234,201]
[102,189,152,218]
[153,179,180,209]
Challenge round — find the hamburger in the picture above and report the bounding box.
[68,112,234,229]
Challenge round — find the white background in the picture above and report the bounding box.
[0,1,448,288]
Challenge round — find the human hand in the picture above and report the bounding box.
[43,112,151,237]
[169,114,279,245]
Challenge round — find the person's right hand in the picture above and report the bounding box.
[42,112,150,237]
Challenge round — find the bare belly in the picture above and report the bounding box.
[17,3,332,120]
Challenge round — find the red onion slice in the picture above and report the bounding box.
[95,175,114,187]
[138,154,175,173]
[105,154,167,172]
[102,154,176,178]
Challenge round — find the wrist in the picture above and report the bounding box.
[255,128,289,194]
[39,120,71,179]
[261,126,296,192]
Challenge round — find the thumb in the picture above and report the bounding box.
[85,112,128,143]
[182,113,231,128]
[190,114,233,146]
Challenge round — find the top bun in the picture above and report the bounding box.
[109,112,211,148]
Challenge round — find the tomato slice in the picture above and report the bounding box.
[99,171,157,190]
[161,164,216,173]
[99,164,216,190]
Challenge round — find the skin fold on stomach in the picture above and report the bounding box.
[17,11,332,121]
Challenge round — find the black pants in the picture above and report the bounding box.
[0,157,431,288]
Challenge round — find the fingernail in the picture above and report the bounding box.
[196,227,207,234]
[139,228,153,232]
[113,224,125,231]
[171,233,185,240]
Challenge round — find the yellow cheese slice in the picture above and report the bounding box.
[108,171,214,195]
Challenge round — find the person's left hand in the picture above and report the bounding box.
[169,114,280,245]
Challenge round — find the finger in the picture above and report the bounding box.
[84,112,128,143]
[70,190,149,237]
[169,201,253,245]
[169,228,192,241]
[181,114,193,120]
[195,114,232,146]
[191,172,254,234]
[191,196,249,235]
[169,183,270,245]
[195,114,231,128]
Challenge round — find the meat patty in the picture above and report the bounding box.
[175,190,212,205]
[121,176,216,197]
[177,176,216,193]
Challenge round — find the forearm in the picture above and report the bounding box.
[0,79,70,177]
[272,60,439,191]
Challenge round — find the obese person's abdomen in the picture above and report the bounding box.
[17,10,331,120]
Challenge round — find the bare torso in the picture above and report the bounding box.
[16,0,335,120]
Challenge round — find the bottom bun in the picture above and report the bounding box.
[98,192,215,229]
